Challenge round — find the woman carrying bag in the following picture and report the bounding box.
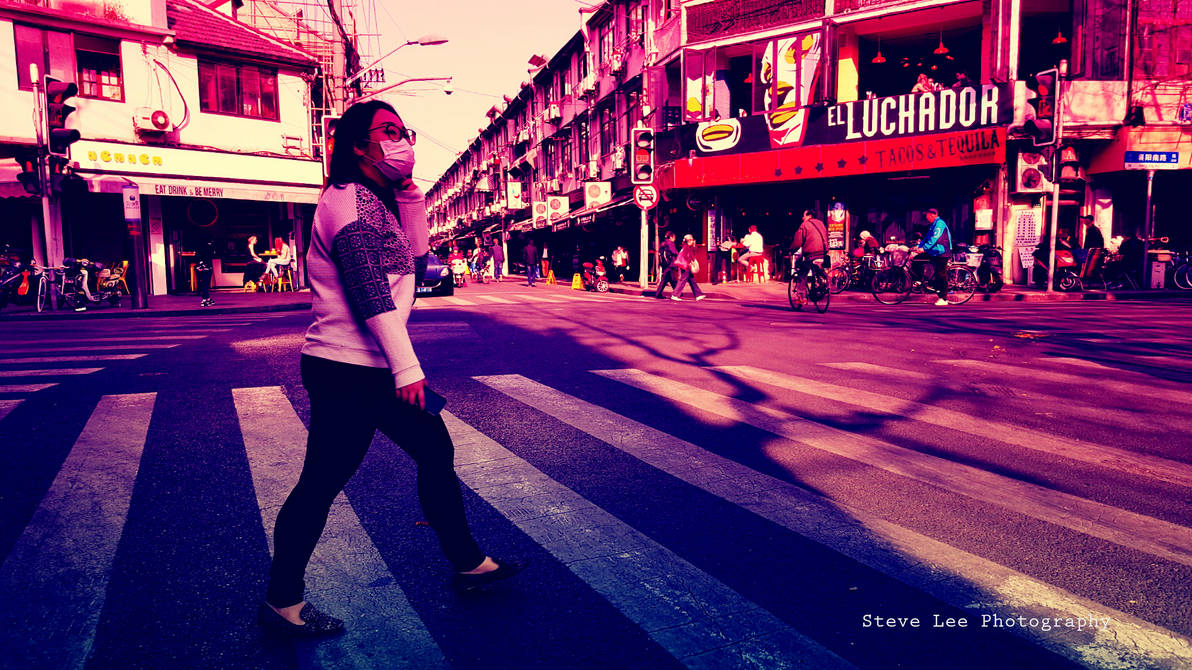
[259,100,523,638]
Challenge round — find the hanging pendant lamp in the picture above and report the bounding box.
[1052,30,1068,45]
[933,30,949,56]
[872,36,886,64]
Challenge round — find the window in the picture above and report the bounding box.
[624,87,641,144]
[14,25,76,91]
[629,5,645,47]
[75,34,123,101]
[578,49,589,81]
[598,103,616,156]
[198,60,279,120]
[576,115,590,164]
[560,128,573,172]
[597,20,615,65]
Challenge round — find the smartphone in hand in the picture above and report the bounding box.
[423,388,448,416]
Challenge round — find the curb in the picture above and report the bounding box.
[0,300,311,321]
[599,282,1192,303]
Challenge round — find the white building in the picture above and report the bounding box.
[0,0,323,294]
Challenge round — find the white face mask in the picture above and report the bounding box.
[365,139,415,181]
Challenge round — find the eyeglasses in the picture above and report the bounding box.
[368,123,417,145]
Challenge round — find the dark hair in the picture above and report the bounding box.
[326,100,398,189]
[803,209,818,219]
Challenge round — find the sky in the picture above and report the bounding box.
[360,0,592,188]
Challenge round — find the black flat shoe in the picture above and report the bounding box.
[452,558,526,592]
[258,602,345,637]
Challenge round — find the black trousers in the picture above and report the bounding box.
[653,267,678,297]
[196,268,212,299]
[266,355,486,607]
[930,255,949,299]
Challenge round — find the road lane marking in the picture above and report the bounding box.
[475,374,1192,670]
[939,359,1192,406]
[232,387,449,670]
[0,368,103,378]
[512,294,566,303]
[820,361,1182,433]
[0,393,154,670]
[443,411,853,670]
[0,354,145,364]
[592,368,1192,568]
[0,399,20,421]
[0,344,181,353]
[0,336,210,345]
[439,296,478,306]
[474,295,515,304]
[714,365,1192,489]
[0,383,57,393]
[1045,356,1192,375]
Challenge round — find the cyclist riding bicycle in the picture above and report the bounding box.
[790,209,829,275]
[916,208,952,306]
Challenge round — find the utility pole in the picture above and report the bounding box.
[1044,63,1066,293]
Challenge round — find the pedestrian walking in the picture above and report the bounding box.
[195,237,215,307]
[524,238,540,285]
[491,237,504,282]
[917,208,953,305]
[611,245,629,283]
[260,100,523,638]
[652,231,679,298]
[670,234,706,301]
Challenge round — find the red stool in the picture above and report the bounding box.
[747,256,769,283]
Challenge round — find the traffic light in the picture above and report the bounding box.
[44,76,81,156]
[631,128,655,185]
[1023,68,1057,147]
[48,155,85,195]
[14,149,42,196]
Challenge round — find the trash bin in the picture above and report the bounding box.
[1150,261,1166,289]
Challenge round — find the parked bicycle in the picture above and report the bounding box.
[787,252,831,313]
[826,254,879,294]
[871,249,976,305]
[0,245,41,312]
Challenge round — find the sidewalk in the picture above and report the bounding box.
[0,288,312,321]
[564,275,1192,304]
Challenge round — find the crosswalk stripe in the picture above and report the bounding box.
[0,368,103,378]
[443,411,852,669]
[231,387,449,670]
[1046,355,1192,375]
[513,294,565,303]
[0,393,154,669]
[0,354,145,364]
[475,374,1192,669]
[714,365,1192,488]
[0,383,57,393]
[0,335,210,345]
[592,368,1192,568]
[820,361,1182,433]
[0,344,180,353]
[939,359,1192,406]
[474,295,515,304]
[439,296,478,306]
[0,399,20,421]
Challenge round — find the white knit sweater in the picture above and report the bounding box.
[302,182,427,387]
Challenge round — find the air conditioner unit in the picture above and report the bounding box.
[580,75,597,97]
[547,102,562,122]
[549,178,561,192]
[517,128,530,143]
[1015,151,1052,193]
[612,145,626,170]
[133,107,172,133]
[588,160,599,179]
[610,51,625,75]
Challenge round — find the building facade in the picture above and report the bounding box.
[430,0,1190,288]
[0,0,324,295]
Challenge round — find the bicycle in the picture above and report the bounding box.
[870,250,976,305]
[826,254,879,294]
[1171,250,1192,290]
[788,253,831,313]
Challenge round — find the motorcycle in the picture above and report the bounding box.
[581,257,610,292]
[0,245,37,311]
[969,244,1003,293]
[449,257,469,288]
[59,258,124,310]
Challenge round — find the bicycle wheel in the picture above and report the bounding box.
[826,266,849,294]
[35,276,46,312]
[871,267,911,304]
[945,267,977,305]
[1174,264,1192,290]
[810,266,831,313]
[788,275,807,310]
[1057,272,1082,292]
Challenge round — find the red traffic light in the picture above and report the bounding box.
[44,76,81,156]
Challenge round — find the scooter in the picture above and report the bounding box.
[972,244,1003,293]
[59,258,124,310]
[581,257,610,292]
[449,257,469,288]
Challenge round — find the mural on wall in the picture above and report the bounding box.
[761,32,821,146]
[684,50,714,122]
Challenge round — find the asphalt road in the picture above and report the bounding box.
[1,282,1190,670]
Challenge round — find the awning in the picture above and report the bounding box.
[82,172,322,204]
[0,163,35,199]
[565,195,634,222]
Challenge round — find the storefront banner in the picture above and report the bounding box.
[668,84,1010,159]
[761,33,821,147]
[670,127,1006,189]
[547,195,569,222]
[71,140,323,187]
[826,202,847,250]
[87,174,321,204]
[507,182,526,209]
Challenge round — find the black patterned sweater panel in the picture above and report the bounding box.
[329,186,415,321]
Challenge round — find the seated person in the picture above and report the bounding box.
[737,225,765,269]
[243,235,267,286]
[265,237,292,277]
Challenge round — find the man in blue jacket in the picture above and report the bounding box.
[918,208,953,305]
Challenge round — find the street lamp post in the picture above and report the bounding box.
[345,34,448,90]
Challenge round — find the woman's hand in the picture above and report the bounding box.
[397,378,426,410]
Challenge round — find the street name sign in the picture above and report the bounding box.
[634,184,658,210]
[1124,151,1180,170]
